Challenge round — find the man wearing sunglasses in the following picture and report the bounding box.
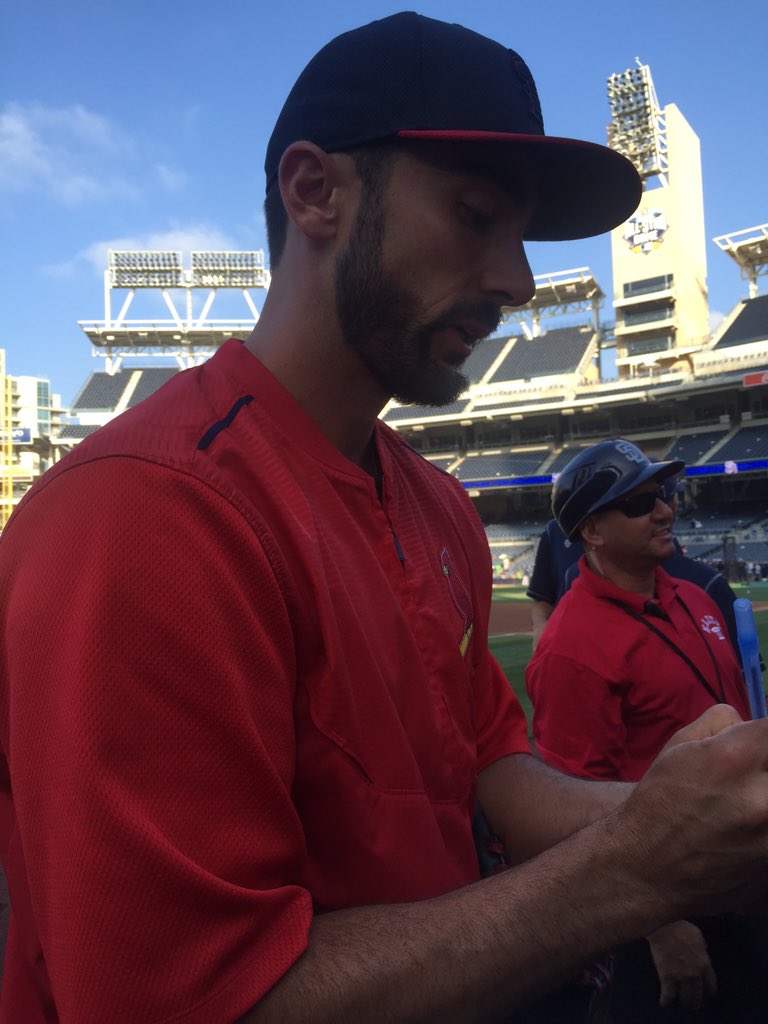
[527,467,740,654]
[526,438,764,1021]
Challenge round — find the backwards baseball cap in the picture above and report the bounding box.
[265,11,642,241]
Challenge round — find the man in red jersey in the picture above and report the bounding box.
[527,438,766,1021]
[2,13,768,1024]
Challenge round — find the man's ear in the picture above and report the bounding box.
[579,515,604,549]
[277,141,355,245]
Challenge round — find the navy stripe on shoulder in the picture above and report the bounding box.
[197,395,254,450]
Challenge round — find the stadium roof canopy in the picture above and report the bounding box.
[714,224,768,298]
[78,250,269,372]
[501,267,603,339]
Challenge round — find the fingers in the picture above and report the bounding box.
[703,959,718,1000]
[662,976,703,1010]
[650,920,718,1011]
[659,962,718,1010]
[663,704,743,750]
[617,715,768,919]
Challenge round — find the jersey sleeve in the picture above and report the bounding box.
[473,653,531,773]
[0,457,311,1023]
[526,528,555,603]
[525,650,627,780]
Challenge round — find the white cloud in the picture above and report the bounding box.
[0,101,139,205]
[709,310,725,334]
[44,223,241,278]
[155,163,188,191]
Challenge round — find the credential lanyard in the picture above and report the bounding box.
[606,595,726,705]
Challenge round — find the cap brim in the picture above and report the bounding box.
[650,459,686,483]
[397,130,642,241]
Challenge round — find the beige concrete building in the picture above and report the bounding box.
[607,64,709,378]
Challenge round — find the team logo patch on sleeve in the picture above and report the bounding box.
[700,615,726,641]
[440,547,474,656]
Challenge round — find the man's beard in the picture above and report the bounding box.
[334,187,500,407]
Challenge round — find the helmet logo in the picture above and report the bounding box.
[571,465,594,488]
[615,441,645,464]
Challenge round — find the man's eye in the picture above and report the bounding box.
[460,203,492,230]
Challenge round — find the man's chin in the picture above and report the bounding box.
[391,367,468,407]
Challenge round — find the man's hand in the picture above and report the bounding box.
[610,705,768,920]
[529,600,553,651]
[648,921,717,1010]
[661,703,743,747]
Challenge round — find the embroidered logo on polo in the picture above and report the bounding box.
[700,615,726,641]
[440,547,474,656]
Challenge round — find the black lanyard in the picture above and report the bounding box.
[606,594,726,705]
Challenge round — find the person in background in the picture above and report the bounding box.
[526,438,767,1023]
[527,467,740,652]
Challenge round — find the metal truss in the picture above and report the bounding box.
[714,225,768,298]
[78,250,270,372]
[500,268,604,339]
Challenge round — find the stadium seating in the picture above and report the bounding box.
[461,335,512,384]
[424,456,456,471]
[484,522,543,542]
[127,368,179,408]
[714,295,768,349]
[706,425,768,463]
[488,326,592,383]
[55,424,100,441]
[665,431,729,464]
[383,399,470,422]
[72,372,130,411]
[678,501,766,533]
[456,452,547,481]
[547,446,587,474]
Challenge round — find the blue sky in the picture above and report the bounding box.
[2,0,766,405]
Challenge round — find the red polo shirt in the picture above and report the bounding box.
[526,556,749,781]
[0,340,528,1023]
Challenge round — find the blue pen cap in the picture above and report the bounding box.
[734,598,759,659]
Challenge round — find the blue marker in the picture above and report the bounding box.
[734,598,767,719]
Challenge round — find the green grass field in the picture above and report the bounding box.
[489,598,768,730]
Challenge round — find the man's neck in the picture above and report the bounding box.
[585,551,657,599]
[244,284,388,471]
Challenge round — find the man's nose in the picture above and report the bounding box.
[479,238,536,310]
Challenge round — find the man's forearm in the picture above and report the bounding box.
[242,815,664,1024]
[243,708,768,1024]
[529,600,553,650]
[478,753,631,863]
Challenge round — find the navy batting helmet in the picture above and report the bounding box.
[552,439,684,541]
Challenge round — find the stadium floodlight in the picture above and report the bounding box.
[713,224,768,298]
[191,251,269,289]
[607,60,667,183]
[109,251,184,289]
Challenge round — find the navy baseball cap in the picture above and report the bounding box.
[265,11,642,241]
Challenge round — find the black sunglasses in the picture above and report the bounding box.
[601,486,671,519]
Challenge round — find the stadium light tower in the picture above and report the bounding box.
[79,250,270,374]
[607,59,667,186]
